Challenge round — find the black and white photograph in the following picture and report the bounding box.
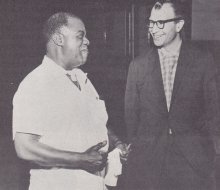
[1,0,220,189]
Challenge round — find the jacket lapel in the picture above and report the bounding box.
[169,42,192,111]
[150,49,168,114]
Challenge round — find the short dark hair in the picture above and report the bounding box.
[42,12,80,44]
[153,0,186,19]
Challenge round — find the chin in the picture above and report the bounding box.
[78,59,87,67]
[82,57,88,65]
[80,62,86,67]
[153,36,166,46]
[74,57,87,68]
[153,41,163,47]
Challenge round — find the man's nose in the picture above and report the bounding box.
[150,23,160,34]
[83,37,90,46]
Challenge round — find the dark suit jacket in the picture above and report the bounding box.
[124,42,220,189]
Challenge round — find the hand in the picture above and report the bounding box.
[116,143,132,164]
[81,141,108,173]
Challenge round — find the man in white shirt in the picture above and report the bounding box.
[13,12,129,190]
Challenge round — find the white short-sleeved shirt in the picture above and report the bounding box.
[13,56,109,190]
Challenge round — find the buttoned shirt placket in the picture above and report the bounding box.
[159,49,179,135]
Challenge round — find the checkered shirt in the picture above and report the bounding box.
[158,48,180,111]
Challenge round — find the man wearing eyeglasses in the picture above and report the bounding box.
[124,0,220,190]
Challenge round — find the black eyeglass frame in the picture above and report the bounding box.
[147,17,183,29]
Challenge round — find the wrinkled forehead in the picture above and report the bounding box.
[149,3,176,21]
[61,17,86,34]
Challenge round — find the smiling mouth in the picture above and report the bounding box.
[81,49,88,52]
[153,35,163,39]
[81,49,89,57]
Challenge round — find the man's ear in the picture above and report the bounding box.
[176,19,185,33]
[52,33,64,46]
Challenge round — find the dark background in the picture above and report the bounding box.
[0,0,220,189]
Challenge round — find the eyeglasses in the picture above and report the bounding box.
[147,17,183,29]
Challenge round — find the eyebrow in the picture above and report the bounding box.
[76,31,86,36]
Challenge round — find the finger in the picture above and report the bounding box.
[96,141,107,150]
[102,153,108,162]
[90,141,107,151]
[120,152,129,158]
[100,140,107,147]
[127,144,132,150]
[120,157,128,161]
[93,154,107,164]
[120,157,128,165]
[92,159,107,169]
[98,151,107,157]
[97,161,107,171]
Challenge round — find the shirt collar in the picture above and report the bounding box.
[42,55,88,83]
[43,55,67,76]
[158,40,182,58]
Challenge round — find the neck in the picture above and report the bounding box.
[46,45,70,70]
[46,41,81,71]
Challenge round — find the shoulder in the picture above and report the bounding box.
[181,41,215,70]
[14,63,50,99]
[182,41,217,77]
[133,48,156,64]
[129,48,157,71]
[20,64,46,87]
[126,48,157,83]
[183,41,213,60]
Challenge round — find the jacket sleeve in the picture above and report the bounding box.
[125,60,140,142]
[203,52,220,154]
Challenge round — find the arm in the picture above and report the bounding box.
[14,132,107,173]
[108,129,123,150]
[203,53,220,154]
[107,129,131,162]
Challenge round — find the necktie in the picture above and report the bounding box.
[66,73,81,91]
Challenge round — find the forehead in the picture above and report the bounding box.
[61,17,86,34]
[149,3,175,20]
